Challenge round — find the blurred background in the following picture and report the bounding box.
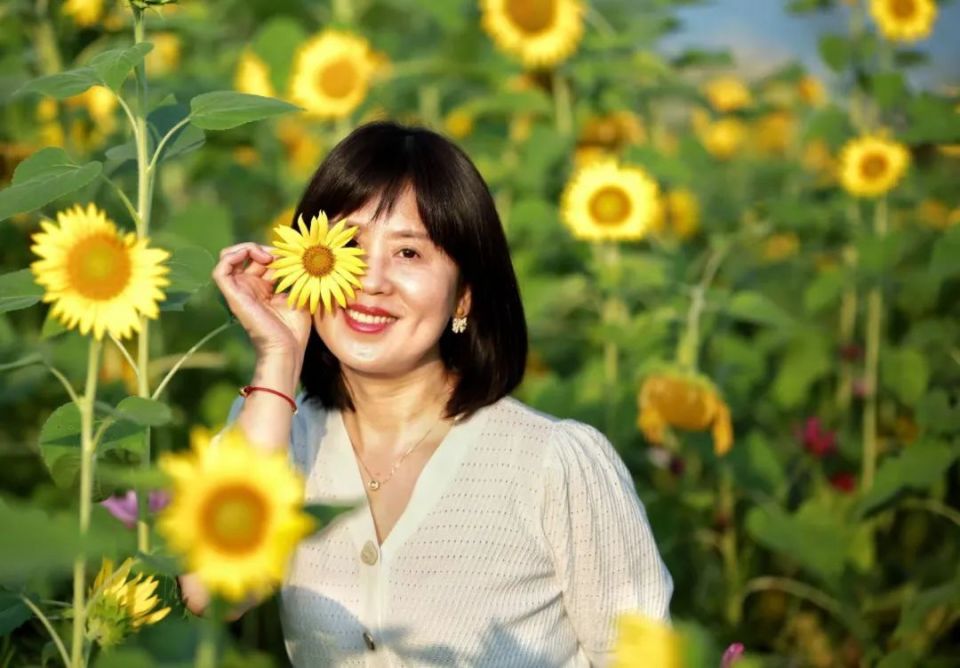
[1,0,959,666]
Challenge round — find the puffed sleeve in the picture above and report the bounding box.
[211,392,314,475]
[540,419,673,666]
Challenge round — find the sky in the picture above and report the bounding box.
[658,0,960,89]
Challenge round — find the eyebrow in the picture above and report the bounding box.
[386,229,429,240]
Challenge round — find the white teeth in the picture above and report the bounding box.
[347,309,396,325]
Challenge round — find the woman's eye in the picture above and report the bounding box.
[345,238,360,248]
[399,248,420,259]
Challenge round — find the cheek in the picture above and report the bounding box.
[395,273,457,318]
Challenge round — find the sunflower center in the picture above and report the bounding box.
[66,233,132,301]
[505,0,556,35]
[889,0,917,19]
[302,245,335,277]
[317,57,358,99]
[860,152,889,180]
[201,484,268,554]
[589,186,632,226]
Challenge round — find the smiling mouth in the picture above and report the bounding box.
[344,308,398,325]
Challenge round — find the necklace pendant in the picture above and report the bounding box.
[368,479,381,491]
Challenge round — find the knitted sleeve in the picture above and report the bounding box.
[540,419,673,666]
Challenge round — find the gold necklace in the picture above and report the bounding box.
[346,411,446,492]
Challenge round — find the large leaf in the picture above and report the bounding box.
[725,291,794,328]
[189,91,300,130]
[166,202,234,257]
[0,269,44,313]
[88,43,153,92]
[772,333,832,408]
[16,68,99,99]
[252,16,308,93]
[114,396,172,427]
[880,347,929,405]
[0,500,81,584]
[158,243,215,311]
[746,504,849,581]
[0,147,102,221]
[0,590,31,636]
[902,95,960,144]
[818,34,852,72]
[856,440,958,517]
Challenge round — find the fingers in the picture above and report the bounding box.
[218,242,274,261]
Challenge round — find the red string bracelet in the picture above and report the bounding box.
[239,385,298,415]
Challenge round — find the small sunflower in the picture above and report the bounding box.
[761,232,801,263]
[234,50,275,98]
[289,30,379,119]
[63,0,104,27]
[612,614,683,668]
[145,32,182,77]
[480,0,585,69]
[650,188,700,241]
[268,211,367,314]
[754,111,796,156]
[157,426,315,602]
[560,159,660,242]
[704,75,752,113]
[86,558,170,649]
[838,135,910,198]
[695,114,746,160]
[638,369,733,456]
[30,204,170,340]
[797,75,826,106]
[870,0,937,42]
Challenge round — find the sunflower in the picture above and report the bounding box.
[704,75,752,113]
[444,108,475,139]
[145,32,182,77]
[30,204,170,340]
[612,614,683,668]
[157,426,315,602]
[761,232,801,263]
[838,135,910,198]
[86,558,170,648]
[560,159,660,242]
[797,75,826,106]
[63,0,104,27]
[480,0,585,69]
[870,0,937,42]
[289,30,379,119]
[695,114,746,160]
[754,111,796,156]
[638,369,733,456]
[650,188,700,241]
[234,50,275,98]
[268,211,367,314]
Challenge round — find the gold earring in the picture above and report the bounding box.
[452,313,467,334]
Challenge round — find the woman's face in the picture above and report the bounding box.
[312,187,470,377]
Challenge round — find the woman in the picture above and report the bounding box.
[184,121,672,666]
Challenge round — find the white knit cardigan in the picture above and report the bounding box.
[222,393,673,667]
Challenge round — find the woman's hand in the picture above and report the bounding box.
[211,242,312,360]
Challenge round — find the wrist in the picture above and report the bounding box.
[252,354,301,397]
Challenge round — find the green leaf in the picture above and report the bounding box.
[880,347,929,405]
[929,225,960,284]
[726,291,793,328]
[0,500,81,584]
[728,432,786,498]
[916,390,960,435]
[304,503,357,533]
[818,34,852,72]
[251,16,308,93]
[870,72,907,109]
[0,269,44,313]
[115,396,172,427]
[166,202,234,257]
[0,147,103,221]
[189,91,300,130]
[0,590,31,636]
[159,244,215,311]
[89,43,153,92]
[902,95,960,144]
[468,89,552,117]
[40,310,69,339]
[856,440,957,517]
[38,402,83,489]
[16,68,98,99]
[670,49,733,68]
[773,333,832,409]
[857,230,905,278]
[803,269,846,313]
[746,503,849,581]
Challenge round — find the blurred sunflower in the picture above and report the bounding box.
[37,99,65,148]
[86,558,170,649]
[612,614,683,668]
[696,115,746,160]
[277,117,323,176]
[480,0,585,68]
[158,426,315,602]
[916,199,959,230]
[754,111,796,156]
[802,139,837,184]
[444,108,475,139]
[289,30,379,119]
[704,75,752,113]
[560,159,660,242]
[761,232,801,263]
[30,204,170,340]
[145,32,182,77]
[66,85,118,135]
[269,211,367,314]
[63,0,105,27]
[797,75,826,106]
[870,0,937,42]
[838,135,909,198]
[234,50,275,98]
[638,369,733,456]
[650,188,700,241]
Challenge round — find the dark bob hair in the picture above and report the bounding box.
[293,121,528,421]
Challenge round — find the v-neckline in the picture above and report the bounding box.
[331,403,491,557]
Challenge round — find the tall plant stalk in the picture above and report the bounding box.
[861,198,887,490]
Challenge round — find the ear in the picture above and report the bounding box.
[456,285,472,318]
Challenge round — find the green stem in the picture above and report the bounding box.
[836,237,859,414]
[331,0,355,24]
[70,338,102,668]
[194,610,219,668]
[151,322,234,399]
[742,576,864,639]
[107,334,140,384]
[862,199,887,491]
[418,84,440,129]
[33,0,63,75]
[900,498,960,529]
[719,465,740,625]
[148,117,191,172]
[43,362,82,407]
[20,595,70,668]
[551,70,573,137]
[676,244,728,371]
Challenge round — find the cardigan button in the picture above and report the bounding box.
[362,630,376,651]
[360,540,379,565]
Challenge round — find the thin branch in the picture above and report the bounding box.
[19,595,70,668]
[742,576,862,637]
[43,362,81,406]
[900,498,960,529]
[92,416,116,450]
[115,94,140,145]
[152,321,234,399]
[108,334,141,383]
[147,116,191,172]
[99,176,143,231]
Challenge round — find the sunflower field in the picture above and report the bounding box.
[1,0,959,666]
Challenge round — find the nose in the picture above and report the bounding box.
[357,243,390,296]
